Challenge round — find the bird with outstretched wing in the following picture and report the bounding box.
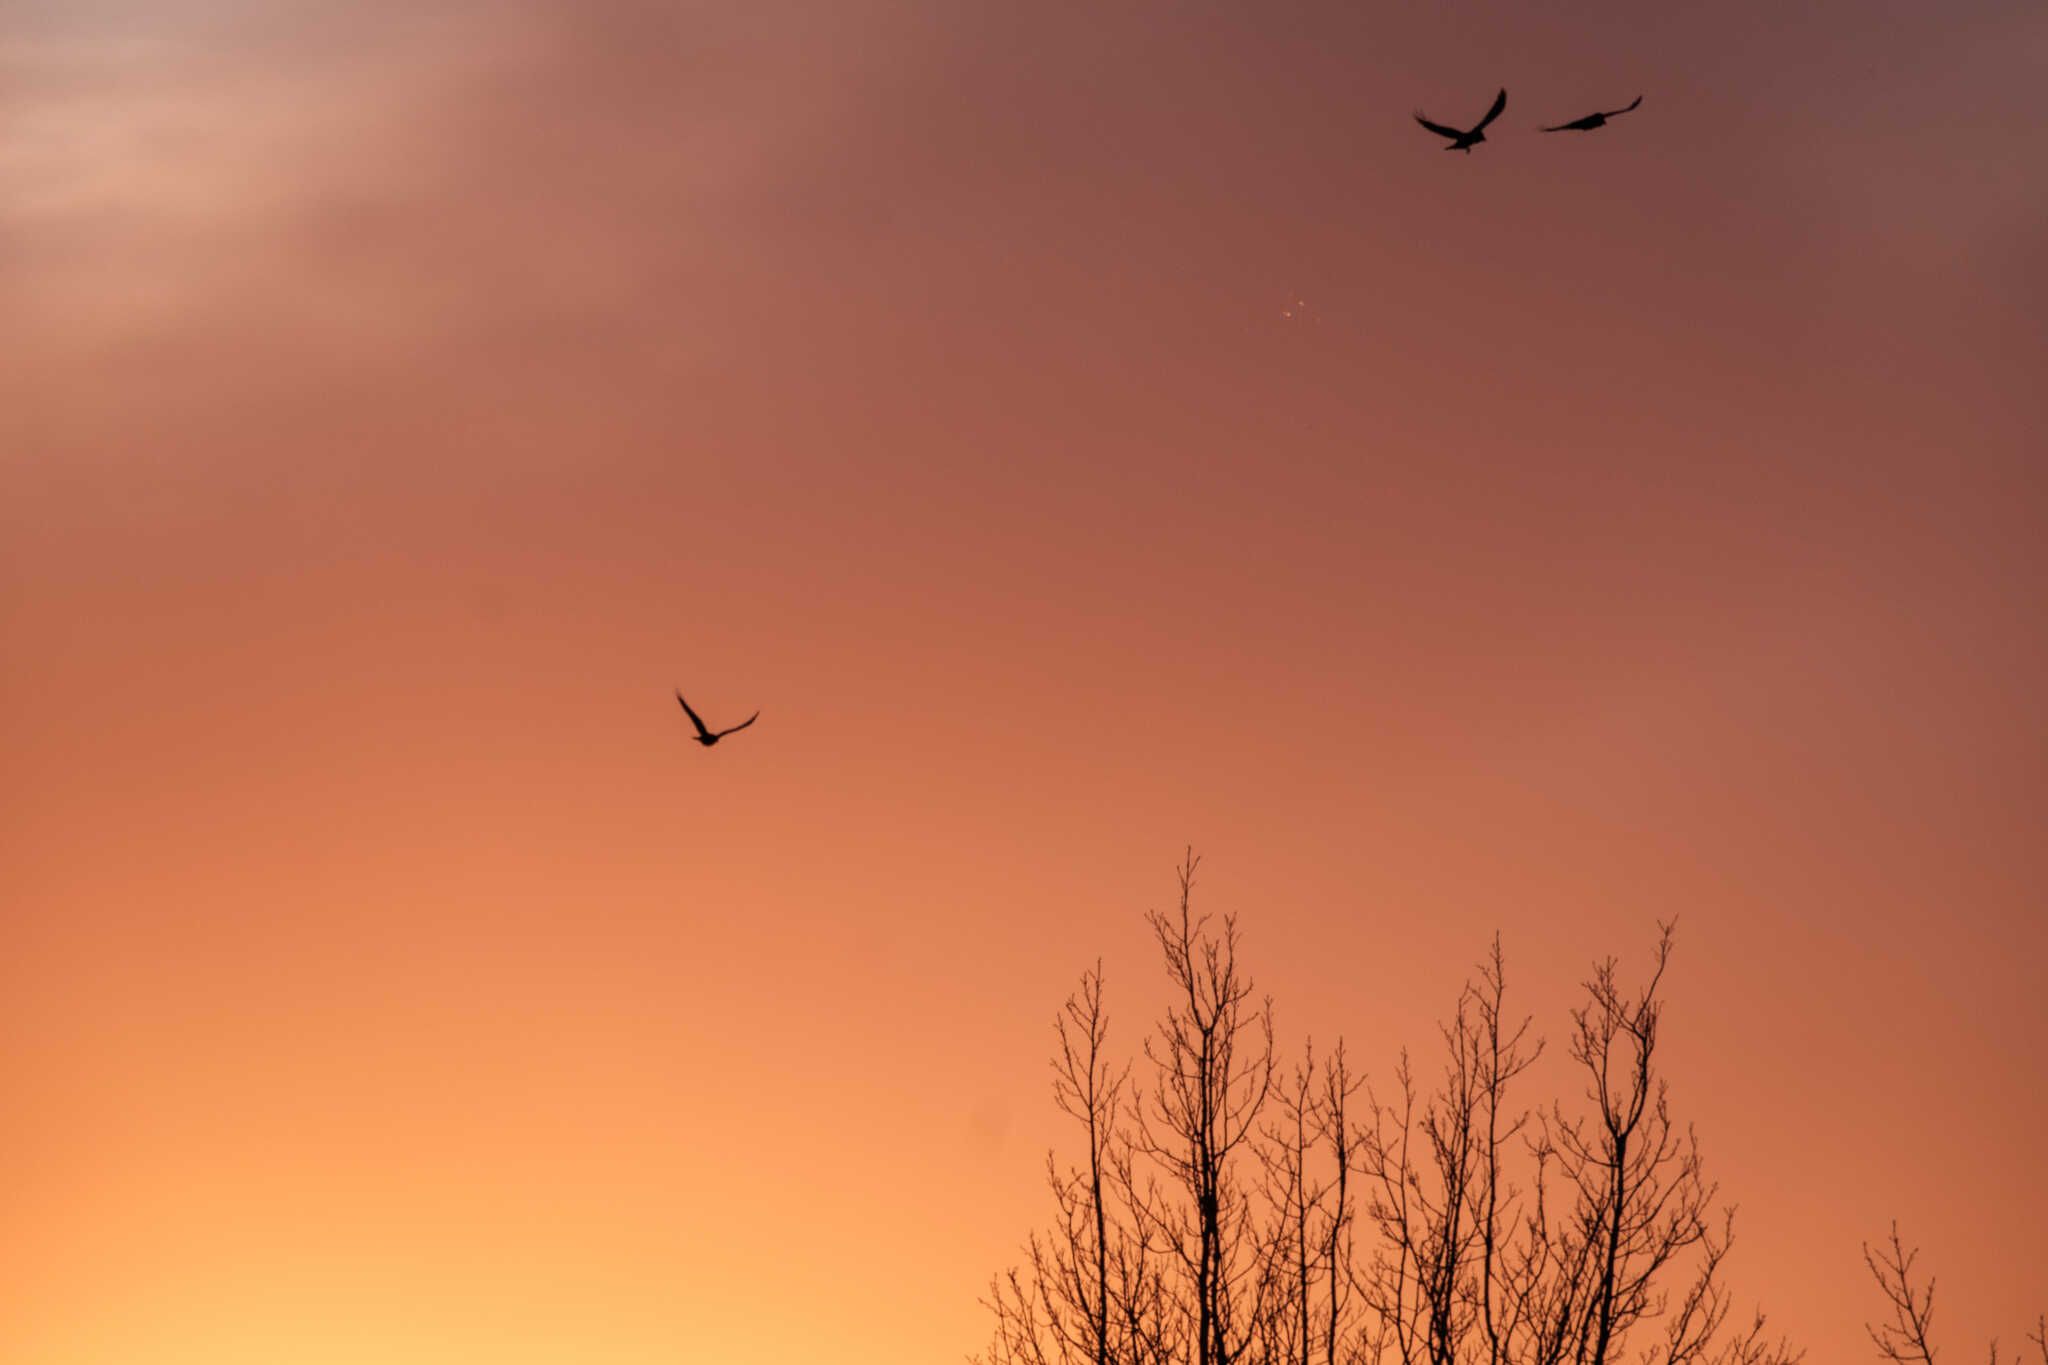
[676,690,759,747]
[1415,88,1507,152]
[1542,95,1643,132]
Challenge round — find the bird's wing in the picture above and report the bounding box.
[712,711,760,741]
[676,690,712,738]
[1543,114,1596,131]
[1475,88,1508,130]
[1607,95,1643,117]
[1414,112,1464,140]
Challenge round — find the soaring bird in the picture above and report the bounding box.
[1541,95,1643,132]
[676,690,759,747]
[1415,88,1507,152]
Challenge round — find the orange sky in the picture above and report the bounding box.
[4,2,2044,1362]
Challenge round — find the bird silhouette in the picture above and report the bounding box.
[1541,95,1642,132]
[676,690,759,747]
[1415,88,1507,152]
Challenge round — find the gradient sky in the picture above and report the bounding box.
[4,2,2044,1362]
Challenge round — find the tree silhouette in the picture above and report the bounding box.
[1256,1038,1363,1365]
[1357,934,1545,1365]
[978,854,1799,1365]
[982,961,1157,1365]
[1864,1223,2047,1365]
[1131,852,1278,1365]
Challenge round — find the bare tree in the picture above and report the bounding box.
[981,859,1800,1365]
[1865,1224,1939,1365]
[1864,1224,2046,1365]
[1356,925,1796,1365]
[1256,1050,1322,1365]
[979,856,1284,1365]
[1528,924,1797,1365]
[1132,851,1279,1365]
[982,963,1143,1365]
[1059,964,1127,1365]
[1254,1040,1367,1365]
[1359,935,1542,1365]
[1548,924,1721,1365]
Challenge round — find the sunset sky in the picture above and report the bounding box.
[3,1,2044,1361]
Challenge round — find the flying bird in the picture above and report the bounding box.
[676,690,759,747]
[1541,95,1643,132]
[1415,88,1507,152]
